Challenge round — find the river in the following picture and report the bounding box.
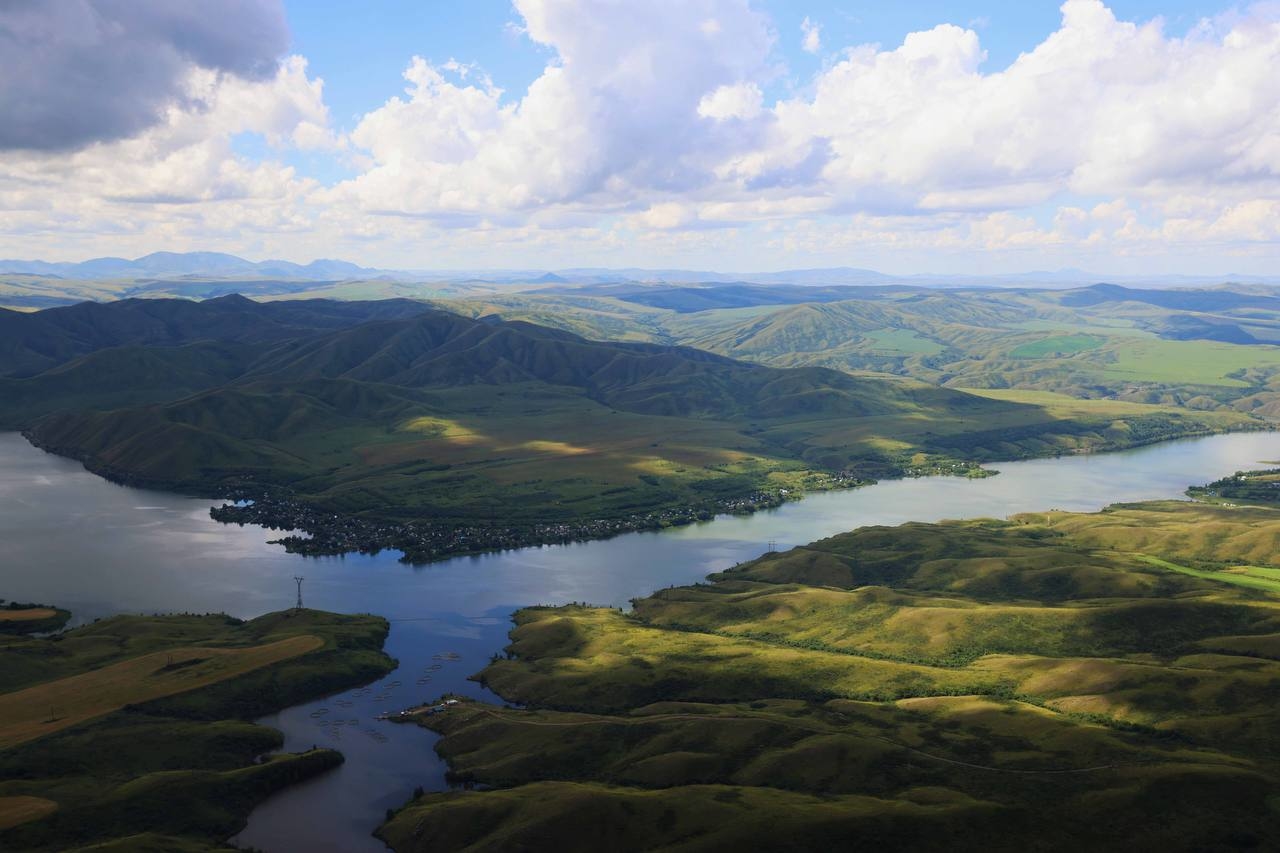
[2,430,1278,851]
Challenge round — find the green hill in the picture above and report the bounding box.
[419,282,1280,417]
[7,297,1254,557]
[0,294,430,379]
[382,500,1280,851]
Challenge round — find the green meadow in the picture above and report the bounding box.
[860,327,944,355]
[1009,333,1104,359]
[1101,339,1280,386]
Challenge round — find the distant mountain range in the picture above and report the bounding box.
[0,252,381,280]
[1,251,1277,288]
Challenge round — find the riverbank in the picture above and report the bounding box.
[0,607,395,852]
[21,413,1266,564]
[381,499,1280,851]
[209,481,848,563]
[9,430,1280,852]
[197,423,1266,564]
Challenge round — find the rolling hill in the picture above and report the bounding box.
[4,296,1255,559]
[382,500,1280,851]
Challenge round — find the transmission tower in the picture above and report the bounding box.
[294,576,305,610]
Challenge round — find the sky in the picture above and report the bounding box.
[1,0,1279,274]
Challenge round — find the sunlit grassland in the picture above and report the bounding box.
[0,635,322,749]
[0,608,58,623]
[1134,555,1280,595]
[860,327,944,355]
[280,384,808,521]
[956,387,1215,418]
[131,377,1247,528]
[1009,334,1105,359]
[1100,338,1280,386]
[0,609,393,852]
[382,500,1280,850]
[0,605,71,635]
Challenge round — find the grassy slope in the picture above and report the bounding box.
[429,284,1280,418]
[0,635,323,749]
[0,608,394,852]
[17,304,1249,531]
[382,501,1280,851]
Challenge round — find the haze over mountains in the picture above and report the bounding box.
[3,251,1279,288]
[0,252,380,281]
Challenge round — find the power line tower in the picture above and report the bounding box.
[767,539,776,553]
[293,576,305,610]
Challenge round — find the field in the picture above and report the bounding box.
[381,500,1280,850]
[0,608,394,851]
[0,604,70,635]
[0,796,57,830]
[1134,555,1280,594]
[951,386,1206,419]
[860,327,944,355]
[0,635,322,749]
[1009,333,1104,358]
[0,608,57,623]
[1101,339,1280,386]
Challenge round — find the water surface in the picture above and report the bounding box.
[2,431,1278,851]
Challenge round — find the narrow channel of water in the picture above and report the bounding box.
[2,431,1278,851]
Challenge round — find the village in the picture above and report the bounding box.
[207,482,836,563]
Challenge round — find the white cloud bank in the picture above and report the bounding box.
[3,0,1280,271]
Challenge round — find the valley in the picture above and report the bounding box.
[10,2,1280,849]
[5,430,1280,851]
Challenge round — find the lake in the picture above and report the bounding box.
[2,430,1278,851]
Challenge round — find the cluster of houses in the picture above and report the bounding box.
[379,698,461,721]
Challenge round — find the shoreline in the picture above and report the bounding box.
[20,421,1270,564]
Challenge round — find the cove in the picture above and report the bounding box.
[2,430,1279,851]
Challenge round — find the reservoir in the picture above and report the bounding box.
[2,430,1278,851]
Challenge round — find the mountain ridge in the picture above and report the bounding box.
[4,252,1279,288]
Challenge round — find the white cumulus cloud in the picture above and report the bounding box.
[6,0,1280,271]
[801,16,822,53]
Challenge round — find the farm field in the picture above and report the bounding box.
[860,326,944,355]
[0,608,393,851]
[0,608,57,623]
[1134,555,1280,594]
[382,499,1280,851]
[0,634,322,749]
[1101,339,1280,386]
[0,605,70,635]
[1009,333,1104,359]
